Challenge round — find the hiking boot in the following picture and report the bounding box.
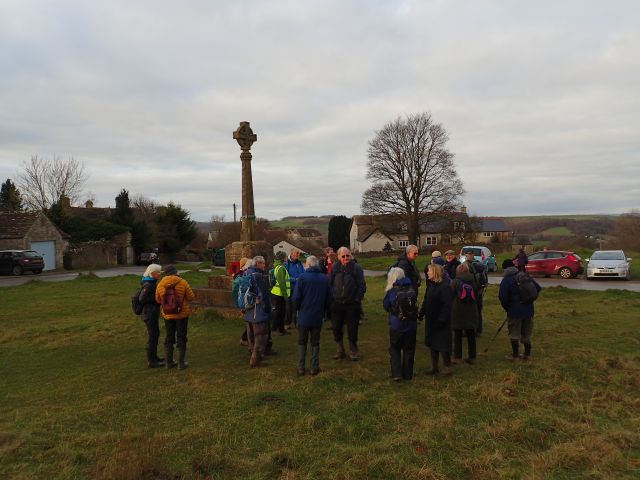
[297,368,306,376]
[249,352,260,368]
[165,346,177,369]
[439,365,453,376]
[464,358,476,365]
[333,341,345,360]
[310,368,321,376]
[239,339,249,347]
[349,351,359,361]
[392,376,402,382]
[505,354,519,362]
[178,361,189,370]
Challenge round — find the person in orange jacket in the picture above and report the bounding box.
[155,264,195,369]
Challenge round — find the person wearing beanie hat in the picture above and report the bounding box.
[155,264,195,370]
[499,258,541,362]
[270,251,291,336]
[431,250,442,259]
[138,263,164,368]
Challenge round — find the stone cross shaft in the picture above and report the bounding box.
[233,122,257,242]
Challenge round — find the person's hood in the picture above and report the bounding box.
[305,265,322,274]
[396,253,409,263]
[247,266,263,274]
[273,259,283,266]
[456,271,474,283]
[503,266,519,277]
[394,277,413,287]
[141,276,157,284]
[288,257,301,263]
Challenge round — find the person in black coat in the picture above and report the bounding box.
[444,250,461,280]
[139,263,164,368]
[421,263,453,375]
[329,247,367,360]
[394,244,421,294]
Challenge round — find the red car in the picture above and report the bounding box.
[525,250,584,279]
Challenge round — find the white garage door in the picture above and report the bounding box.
[31,241,56,271]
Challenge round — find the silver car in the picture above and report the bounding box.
[586,250,632,280]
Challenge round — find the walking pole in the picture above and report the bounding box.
[484,317,508,353]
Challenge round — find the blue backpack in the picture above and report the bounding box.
[237,273,260,310]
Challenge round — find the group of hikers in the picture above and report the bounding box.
[135,244,541,380]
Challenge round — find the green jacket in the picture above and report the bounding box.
[270,260,291,299]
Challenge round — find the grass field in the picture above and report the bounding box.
[1,272,639,479]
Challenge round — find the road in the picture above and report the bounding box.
[2,267,639,292]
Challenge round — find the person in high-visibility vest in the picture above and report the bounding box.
[270,251,291,336]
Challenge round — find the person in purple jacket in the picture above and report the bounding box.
[383,267,418,381]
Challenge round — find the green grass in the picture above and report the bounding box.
[540,227,573,236]
[1,273,639,479]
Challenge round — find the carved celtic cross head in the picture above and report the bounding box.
[233,122,257,151]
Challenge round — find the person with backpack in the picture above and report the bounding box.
[270,251,291,336]
[292,255,332,376]
[138,263,164,368]
[422,263,453,376]
[155,264,195,370]
[329,247,367,361]
[463,248,488,336]
[499,259,541,362]
[284,249,305,329]
[233,258,252,347]
[450,262,479,365]
[383,267,418,381]
[241,256,272,367]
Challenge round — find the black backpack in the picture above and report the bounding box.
[516,271,539,303]
[392,284,418,323]
[131,287,144,315]
[469,262,488,288]
[457,281,477,304]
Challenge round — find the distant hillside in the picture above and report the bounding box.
[270,215,333,235]
[504,214,617,237]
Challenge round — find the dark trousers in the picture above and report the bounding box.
[164,318,188,351]
[331,302,360,352]
[271,294,286,333]
[389,329,416,380]
[298,325,322,347]
[144,316,160,352]
[285,296,297,327]
[454,329,476,359]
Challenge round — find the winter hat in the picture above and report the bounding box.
[239,257,249,270]
[431,250,442,258]
[164,264,178,275]
[502,259,515,269]
[432,256,446,266]
[275,251,287,262]
[444,250,455,255]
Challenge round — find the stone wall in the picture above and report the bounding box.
[0,238,28,250]
[66,241,120,269]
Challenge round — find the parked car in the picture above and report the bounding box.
[586,250,631,281]
[525,250,583,279]
[137,252,159,266]
[458,246,498,272]
[0,250,45,276]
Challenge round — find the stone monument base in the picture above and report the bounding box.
[192,240,273,318]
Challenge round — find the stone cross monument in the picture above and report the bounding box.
[233,122,257,242]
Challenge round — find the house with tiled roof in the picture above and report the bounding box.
[0,211,69,270]
[349,211,510,253]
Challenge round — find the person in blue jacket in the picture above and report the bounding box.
[285,249,306,328]
[292,255,332,376]
[243,256,272,368]
[383,267,418,381]
[499,259,541,361]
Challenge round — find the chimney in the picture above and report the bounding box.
[461,205,467,214]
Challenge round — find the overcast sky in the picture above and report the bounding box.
[1,1,638,222]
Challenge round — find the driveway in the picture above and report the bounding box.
[362,269,640,293]
[2,267,639,293]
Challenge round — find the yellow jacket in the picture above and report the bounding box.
[155,274,195,320]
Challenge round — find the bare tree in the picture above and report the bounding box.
[361,112,464,245]
[17,155,88,210]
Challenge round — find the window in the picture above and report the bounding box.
[399,240,409,248]
[424,236,437,246]
[453,221,465,230]
[483,231,496,237]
